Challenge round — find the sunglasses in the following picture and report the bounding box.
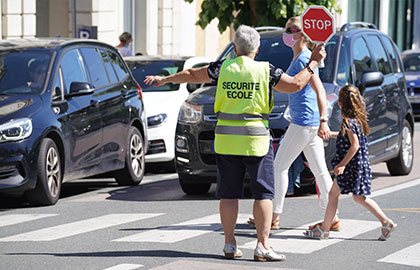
[285,27,301,34]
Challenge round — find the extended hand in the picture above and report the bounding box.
[318,122,331,140]
[144,76,166,87]
[334,165,345,176]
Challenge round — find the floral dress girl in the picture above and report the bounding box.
[331,118,372,195]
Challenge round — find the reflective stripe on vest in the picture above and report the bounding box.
[216,112,270,121]
[215,125,269,136]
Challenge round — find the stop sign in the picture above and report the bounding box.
[301,5,335,43]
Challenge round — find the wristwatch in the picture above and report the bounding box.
[320,116,328,122]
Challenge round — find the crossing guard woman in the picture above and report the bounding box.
[144,25,326,262]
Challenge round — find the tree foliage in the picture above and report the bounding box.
[184,0,341,33]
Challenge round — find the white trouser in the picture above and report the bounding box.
[272,123,333,214]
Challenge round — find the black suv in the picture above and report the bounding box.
[0,39,147,205]
[174,23,415,195]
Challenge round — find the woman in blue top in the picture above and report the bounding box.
[271,16,339,230]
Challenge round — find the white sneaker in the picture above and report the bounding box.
[223,243,242,259]
[254,245,286,261]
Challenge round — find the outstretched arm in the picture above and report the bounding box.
[144,66,211,87]
[273,44,326,93]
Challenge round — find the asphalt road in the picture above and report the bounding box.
[0,122,419,270]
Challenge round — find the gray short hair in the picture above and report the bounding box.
[233,25,260,54]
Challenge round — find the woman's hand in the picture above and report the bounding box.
[318,122,331,140]
[144,75,166,87]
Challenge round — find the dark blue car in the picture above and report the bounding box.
[174,23,415,195]
[0,39,147,205]
[402,49,420,117]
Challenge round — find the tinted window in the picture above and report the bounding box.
[365,35,392,75]
[319,35,340,83]
[80,47,109,88]
[381,36,399,73]
[128,60,184,92]
[0,50,52,94]
[60,49,88,93]
[352,37,375,82]
[402,53,420,72]
[107,50,128,81]
[336,40,352,85]
[99,49,118,83]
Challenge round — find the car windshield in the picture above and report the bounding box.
[0,50,52,94]
[219,33,339,83]
[403,53,420,72]
[128,60,185,92]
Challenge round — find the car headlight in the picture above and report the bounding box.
[0,118,33,143]
[178,102,202,124]
[147,113,167,128]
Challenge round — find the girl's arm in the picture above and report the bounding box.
[334,129,360,175]
[308,74,330,140]
[330,131,339,138]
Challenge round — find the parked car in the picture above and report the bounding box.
[174,23,415,195]
[125,55,210,168]
[0,38,147,205]
[401,49,420,117]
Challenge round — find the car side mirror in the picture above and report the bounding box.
[358,71,384,94]
[65,82,94,98]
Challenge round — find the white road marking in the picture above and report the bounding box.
[378,242,420,267]
[0,214,57,228]
[371,178,420,198]
[113,214,249,243]
[241,219,380,254]
[0,213,164,242]
[101,264,144,270]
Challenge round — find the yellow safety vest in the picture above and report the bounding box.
[214,56,272,156]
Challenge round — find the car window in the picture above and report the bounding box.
[60,49,88,93]
[0,50,52,94]
[352,37,375,83]
[52,69,63,102]
[99,49,119,83]
[129,60,185,92]
[319,35,340,83]
[107,50,128,81]
[365,35,392,75]
[336,40,353,85]
[80,47,109,88]
[402,53,420,72]
[381,36,399,73]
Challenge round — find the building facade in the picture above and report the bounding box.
[1,0,419,57]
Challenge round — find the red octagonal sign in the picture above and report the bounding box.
[301,5,335,43]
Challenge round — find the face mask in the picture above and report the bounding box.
[283,33,298,48]
[125,44,129,48]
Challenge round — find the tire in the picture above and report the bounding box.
[114,127,145,185]
[386,120,413,176]
[25,138,62,206]
[179,175,211,195]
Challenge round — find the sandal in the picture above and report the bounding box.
[247,217,280,230]
[303,227,329,239]
[378,221,397,241]
[308,220,341,231]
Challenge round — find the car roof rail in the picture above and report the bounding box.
[340,22,378,31]
[254,26,283,32]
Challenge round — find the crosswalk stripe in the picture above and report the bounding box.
[0,214,57,228]
[112,214,249,243]
[0,213,164,242]
[101,264,144,270]
[240,219,380,254]
[377,242,420,267]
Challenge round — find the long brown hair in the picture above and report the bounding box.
[338,85,370,135]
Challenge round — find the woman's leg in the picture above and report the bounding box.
[320,180,341,232]
[303,132,338,221]
[220,199,239,245]
[272,124,316,218]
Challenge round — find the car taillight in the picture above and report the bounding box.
[137,84,143,99]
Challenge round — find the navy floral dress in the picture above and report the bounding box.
[331,119,372,195]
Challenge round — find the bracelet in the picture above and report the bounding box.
[305,63,314,74]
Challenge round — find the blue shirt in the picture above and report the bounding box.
[286,49,319,126]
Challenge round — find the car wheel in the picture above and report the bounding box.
[179,175,211,195]
[114,127,145,185]
[25,138,62,206]
[386,120,413,175]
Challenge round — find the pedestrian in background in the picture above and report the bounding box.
[144,24,326,261]
[304,85,397,240]
[116,32,133,57]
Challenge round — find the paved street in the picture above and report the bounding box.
[0,122,419,270]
